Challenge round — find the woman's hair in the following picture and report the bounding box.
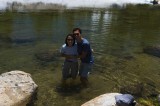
[72,28,82,34]
[65,34,75,46]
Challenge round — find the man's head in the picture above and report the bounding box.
[72,28,82,34]
[72,28,82,42]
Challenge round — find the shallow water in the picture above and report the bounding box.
[0,4,160,106]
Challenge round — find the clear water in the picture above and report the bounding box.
[0,4,160,106]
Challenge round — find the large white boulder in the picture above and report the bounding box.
[81,93,122,106]
[0,70,38,106]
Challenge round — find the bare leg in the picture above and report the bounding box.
[80,77,88,87]
[61,79,67,88]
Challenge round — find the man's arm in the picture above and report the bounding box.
[78,51,87,59]
[77,43,89,59]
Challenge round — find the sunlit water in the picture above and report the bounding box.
[0,2,160,106]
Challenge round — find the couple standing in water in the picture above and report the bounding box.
[60,28,94,88]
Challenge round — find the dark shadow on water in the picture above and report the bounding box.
[55,83,86,96]
[54,83,89,96]
[26,87,38,106]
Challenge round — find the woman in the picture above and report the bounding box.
[60,34,78,87]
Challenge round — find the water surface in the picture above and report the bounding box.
[0,5,160,106]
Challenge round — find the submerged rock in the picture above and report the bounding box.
[0,70,38,106]
[143,45,160,57]
[35,51,58,62]
[81,93,122,106]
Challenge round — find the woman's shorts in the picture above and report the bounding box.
[62,61,78,80]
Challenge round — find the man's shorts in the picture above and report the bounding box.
[62,61,78,80]
[79,63,92,77]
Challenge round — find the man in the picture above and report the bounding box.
[73,28,94,87]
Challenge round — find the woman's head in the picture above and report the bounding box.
[65,34,75,46]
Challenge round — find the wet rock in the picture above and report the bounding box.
[81,93,122,106]
[123,55,134,60]
[120,81,158,98]
[143,45,160,57]
[0,70,38,106]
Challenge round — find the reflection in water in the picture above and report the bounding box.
[30,13,55,43]
[103,11,112,30]
[0,12,13,47]
[11,14,36,44]
[0,5,160,106]
[90,10,112,54]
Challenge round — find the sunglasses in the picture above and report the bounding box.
[73,33,79,36]
[67,39,73,41]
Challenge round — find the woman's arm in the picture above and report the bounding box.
[61,53,78,59]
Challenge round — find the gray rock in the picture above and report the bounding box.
[0,70,38,106]
[158,94,160,105]
[81,93,122,106]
